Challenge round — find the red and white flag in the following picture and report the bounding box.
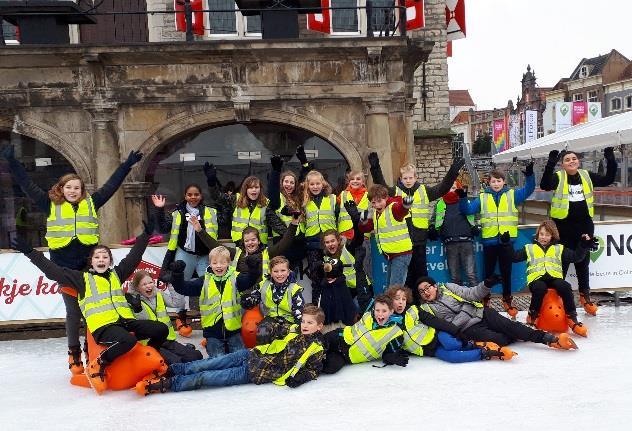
[174,0,205,36]
[445,0,466,41]
[307,0,331,34]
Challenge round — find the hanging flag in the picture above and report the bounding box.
[174,0,205,36]
[447,40,452,57]
[307,0,331,34]
[524,110,538,143]
[587,102,602,122]
[405,0,425,30]
[445,0,466,41]
[493,119,508,153]
[572,101,588,125]
[509,114,520,148]
[555,102,572,132]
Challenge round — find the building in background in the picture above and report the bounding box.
[448,89,475,121]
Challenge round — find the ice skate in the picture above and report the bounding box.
[85,357,108,395]
[67,346,84,375]
[567,315,588,337]
[475,341,517,361]
[176,311,193,337]
[135,376,171,396]
[502,296,518,319]
[544,332,578,350]
[579,292,598,316]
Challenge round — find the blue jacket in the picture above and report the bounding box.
[459,174,535,246]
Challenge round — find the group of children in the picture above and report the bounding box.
[1,141,617,396]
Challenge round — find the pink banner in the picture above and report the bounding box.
[572,102,588,125]
[493,119,508,153]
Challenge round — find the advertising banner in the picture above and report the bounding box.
[509,114,520,148]
[587,102,602,122]
[555,102,572,132]
[572,101,588,125]
[524,110,538,143]
[493,119,508,153]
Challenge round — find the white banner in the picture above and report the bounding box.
[588,102,602,122]
[524,110,538,143]
[556,102,572,132]
[509,114,521,147]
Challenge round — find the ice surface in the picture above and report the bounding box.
[2,307,632,431]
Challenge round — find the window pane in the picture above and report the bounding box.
[626,96,632,109]
[331,0,359,33]
[246,15,261,33]
[370,0,396,34]
[208,0,237,34]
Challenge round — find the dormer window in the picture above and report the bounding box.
[579,65,589,78]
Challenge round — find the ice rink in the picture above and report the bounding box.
[2,306,632,431]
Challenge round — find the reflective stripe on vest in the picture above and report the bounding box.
[525,243,564,284]
[402,305,436,357]
[272,193,305,237]
[550,169,594,219]
[231,248,270,278]
[374,203,413,255]
[231,194,268,244]
[434,199,475,228]
[338,246,358,289]
[479,189,518,239]
[140,293,177,341]
[46,196,99,249]
[342,313,403,364]
[168,207,218,251]
[259,280,302,322]
[79,272,135,333]
[199,272,242,331]
[395,185,430,229]
[305,194,337,237]
[439,284,483,308]
[337,190,369,233]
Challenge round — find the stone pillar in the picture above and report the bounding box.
[389,97,410,169]
[123,182,153,237]
[365,100,394,186]
[89,109,128,245]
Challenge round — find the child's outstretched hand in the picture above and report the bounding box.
[188,214,202,232]
[151,194,166,208]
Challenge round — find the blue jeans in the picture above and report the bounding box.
[175,247,209,280]
[170,349,251,392]
[205,333,246,358]
[445,241,478,286]
[434,331,481,363]
[387,254,412,286]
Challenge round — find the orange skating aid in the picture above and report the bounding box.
[536,289,569,333]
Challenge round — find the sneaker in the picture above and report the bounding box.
[567,315,588,337]
[68,346,84,375]
[544,332,578,350]
[579,292,598,316]
[85,357,108,395]
[134,376,172,396]
[475,341,517,361]
[502,296,518,319]
[148,235,164,245]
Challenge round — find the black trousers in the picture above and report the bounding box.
[529,277,576,316]
[92,320,169,364]
[62,291,84,349]
[483,244,513,298]
[321,330,350,374]
[159,340,203,365]
[555,218,593,294]
[462,308,548,346]
[405,241,428,289]
[306,248,324,305]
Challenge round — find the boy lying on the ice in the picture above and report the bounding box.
[135,305,326,395]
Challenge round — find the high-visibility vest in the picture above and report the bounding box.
[232,193,268,244]
[342,313,403,364]
[254,331,324,386]
[550,169,594,219]
[395,185,430,229]
[335,245,369,290]
[402,304,436,357]
[79,272,134,333]
[45,196,99,249]
[434,199,475,228]
[374,203,412,255]
[199,270,242,331]
[525,243,564,284]
[304,194,337,237]
[168,206,218,251]
[439,284,484,308]
[479,189,518,239]
[272,193,305,237]
[259,280,302,322]
[337,190,369,233]
[231,248,270,278]
[139,292,177,341]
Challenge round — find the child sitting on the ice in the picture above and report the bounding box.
[170,246,250,358]
[322,294,407,374]
[241,256,305,345]
[386,285,515,361]
[135,305,326,395]
[503,220,595,337]
[127,270,203,364]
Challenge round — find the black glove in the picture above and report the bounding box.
[470,225,481,237]
[169,260,187,274]
[158,270,172,285]
[1,144,15,160]
[271,155,283,172]
[245,255,260,272]
[296,145,308,165]
[368,152,380,168]
[240,293,259,309]
[484,274,502,288]
[125,293,143,313]
[580,235,599,252]
[125,150,143,166]
[382,351,408,367]
[447,158,466,176]
[203,162,217,186]
[500,231,511,244]
[402,195,414,207]
[343,200,360,224]
[427,226,439,241]
[523,161,534,177]
[547,150,560,165]
[11,237,33,254]
[142,218,154,236]
[284,375,303,389]
[455,188,467,199]
[280,206,293,217]
[604,147,615,161]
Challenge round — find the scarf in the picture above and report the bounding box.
[183,203,199,252]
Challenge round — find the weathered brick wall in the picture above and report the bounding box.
[413,136,453,183]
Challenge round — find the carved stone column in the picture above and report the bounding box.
[365,99,394,186]
[123,181,153,237]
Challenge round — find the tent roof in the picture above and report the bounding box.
[492,110,632,163]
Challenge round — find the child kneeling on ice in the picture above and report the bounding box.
[386,285,515,361]
[135,305,326,395]
[321,294,408,374]
[127,270,203,364]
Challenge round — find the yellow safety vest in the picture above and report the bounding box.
[231,248,270,278]
[525,243,564,284]
[342,312,403,364]
[374,203,413,255]
[272,194,305,237]
[304,194,337,237]
[254,331,324,386]
[231,193,268,244]
[79,272,135,333]
[199,270,242,331]
[168,206,218,251]
[46,196,99,249]
[402,304,436,357]
[479,189,518,239]
[337,190,369,233]
[259,280,302,323]
[395,185,430,229]
[140,292,177,341]
[550,169,594,219]
[335,245,369,290]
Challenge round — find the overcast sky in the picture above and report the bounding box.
[447,0,632,110]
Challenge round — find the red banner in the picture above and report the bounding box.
[174,0,205,36]
[572,101,588,125]
[405,0,425,30]
[307,0,331,34]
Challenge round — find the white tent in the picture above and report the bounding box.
[493,110,632,163]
